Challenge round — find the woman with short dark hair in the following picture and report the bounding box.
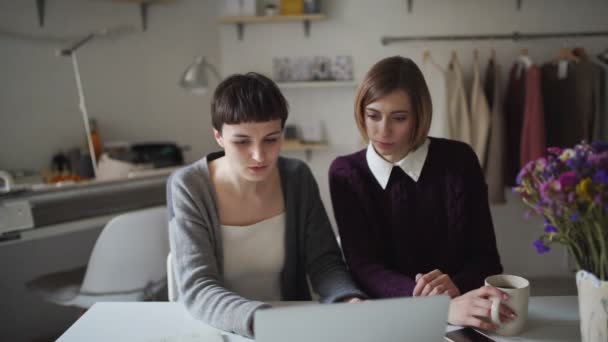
[168,72,365,338]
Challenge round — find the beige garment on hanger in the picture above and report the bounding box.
[470,57,491,166]
[485,62,506,204]
[422,59,450,139]
[445,57,472,145]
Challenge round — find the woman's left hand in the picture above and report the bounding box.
[413,269,461,298]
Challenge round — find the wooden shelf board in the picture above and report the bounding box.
[277,81,357,89]
[220,14,325,24]
[283,140,327,151]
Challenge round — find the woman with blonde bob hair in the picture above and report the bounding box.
[330,56,514,330]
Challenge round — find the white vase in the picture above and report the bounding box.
[577,270,608,342]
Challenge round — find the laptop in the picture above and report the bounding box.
[255,295,450,342]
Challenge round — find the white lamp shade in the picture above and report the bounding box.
[180,56,209,94]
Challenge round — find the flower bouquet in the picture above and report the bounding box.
[514,141,608,342]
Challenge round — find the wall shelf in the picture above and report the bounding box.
[277,80,357,89]
[283,139,327,162]
[112,0,176,31]
[220,14,326,40]
[32,0,174,30]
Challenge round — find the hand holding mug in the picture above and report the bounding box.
[447,285,516,331]
[484,274,530,336]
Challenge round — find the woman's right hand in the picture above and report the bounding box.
[447,285,517,331]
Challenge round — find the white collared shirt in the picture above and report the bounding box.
[366,138,430,189]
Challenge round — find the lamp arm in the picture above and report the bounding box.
[58,33,95,56]
[70,52,98,178]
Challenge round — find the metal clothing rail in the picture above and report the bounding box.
[381,30,608,46]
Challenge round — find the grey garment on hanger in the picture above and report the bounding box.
[593,58,608,141]
[542,59,605,147]
[484,61,507,204]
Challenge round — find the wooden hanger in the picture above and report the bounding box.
[517,48,533,69]
[422,49,432,63]
[554,47,580,63]
[572,47,587,58]
[450,50,457,62]
[448,50,458,69]
[422,49,444,71]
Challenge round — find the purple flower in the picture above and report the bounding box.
[559,172,578,188]
[516,162,534,185]
[533,239,551,254]
[594,194,602,205]
[571,213,580,222]
[544,225,558,233]
[516,174,523,186]
[568,192,576,203]
[547,147,562,155]
[567,157,584,171]
[594,170,608,185]
[589,152,608,167]
[592,141,608,153]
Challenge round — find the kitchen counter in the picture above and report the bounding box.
[0,168,176,239]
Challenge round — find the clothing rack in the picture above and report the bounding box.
[381,30,608,46]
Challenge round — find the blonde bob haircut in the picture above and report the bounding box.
[354,56,432,150]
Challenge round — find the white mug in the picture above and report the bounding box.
[484,274,530,336]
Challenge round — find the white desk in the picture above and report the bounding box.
[58,296,580,342]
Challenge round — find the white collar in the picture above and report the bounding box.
[366,138,430,189]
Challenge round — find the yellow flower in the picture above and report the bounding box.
[576,178,593,202]
[559,149,575,162]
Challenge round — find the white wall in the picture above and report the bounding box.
[219,0,608,278]
[0,0,220,172]
[0,1,219,340]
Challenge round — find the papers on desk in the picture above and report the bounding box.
[156,331,227,342]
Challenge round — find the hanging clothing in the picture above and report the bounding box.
[542,59,604,148]
[589,59,607,142]
[519,65,546,168]
[597,59,608,141]
[484,59,496,108]
[470,58,491,167]
[423,62,450,139]
[484,60,506,204]
[585,58,606,142]
[504,63,526,186]
[445,57,472,145]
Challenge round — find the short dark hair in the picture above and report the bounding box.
[211,72,289,132]
[354,56,432,149]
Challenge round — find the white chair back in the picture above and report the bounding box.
[167,253,178,302]
[80,206,169,296]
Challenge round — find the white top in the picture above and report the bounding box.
[422,62,450,139]
[221,212,285,301]
[366,138,430,189]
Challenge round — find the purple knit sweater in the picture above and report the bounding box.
[329,138,503,298]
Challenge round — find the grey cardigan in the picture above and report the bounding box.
[167,152,365,338]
